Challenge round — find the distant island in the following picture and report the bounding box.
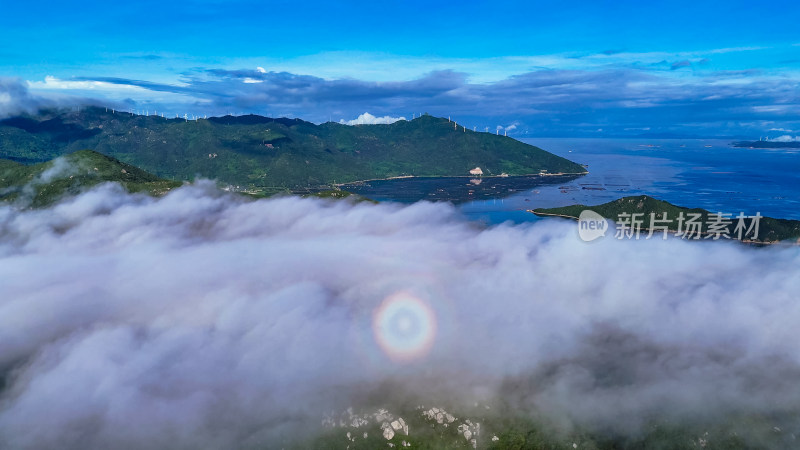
[732,140,800,149]
[0,107,586,193]
[531,195,800,244]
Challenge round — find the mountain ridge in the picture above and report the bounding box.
[0,107,586,192]
[0,149,181,207]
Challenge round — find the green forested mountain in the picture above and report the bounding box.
[0,107,586,191]
[0,150,180,207]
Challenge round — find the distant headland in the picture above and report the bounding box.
[0,108,586,195]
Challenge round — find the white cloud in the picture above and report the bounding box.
[0,183,799,448]
[0,76,78,118]
[23,76,206,114]
[768,135,800,142]
[339,112,406,125]
[28,76,151,92]
[224,46,781,84]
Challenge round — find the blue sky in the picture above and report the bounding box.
[1,0,799,136]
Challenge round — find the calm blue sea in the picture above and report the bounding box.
[346,138,800,225]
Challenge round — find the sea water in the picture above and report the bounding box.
[344,138,800,225]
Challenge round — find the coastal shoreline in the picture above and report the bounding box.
[335,171,588,187]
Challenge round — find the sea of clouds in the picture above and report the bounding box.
[1,181,799,449]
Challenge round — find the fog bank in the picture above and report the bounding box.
[1,182,799,448]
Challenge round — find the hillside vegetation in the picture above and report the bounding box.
[0,150,181,207]
[0,108,586,191]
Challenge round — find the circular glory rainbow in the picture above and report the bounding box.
[372,291,437,362]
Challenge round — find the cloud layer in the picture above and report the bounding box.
[18,63,800,136]
[768,135,800,142]
[1,183,800,448]
[340,112,407,125]
[0,77,60,117]
[0,77,107,118]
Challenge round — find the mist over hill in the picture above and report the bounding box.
[1,183,799,449]
[0,150,180,207]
